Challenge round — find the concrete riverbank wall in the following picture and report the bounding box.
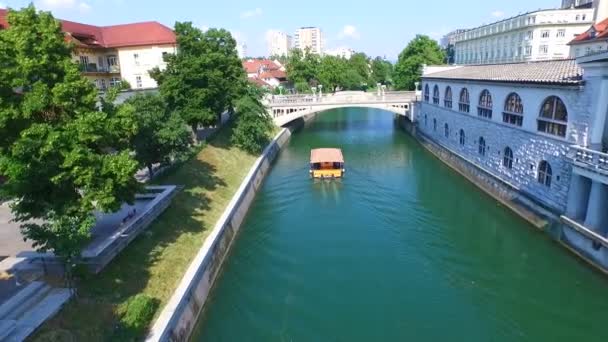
[397,116,608,274]
[146,127,294,342]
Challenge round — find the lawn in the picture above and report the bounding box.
[31,124,264,341]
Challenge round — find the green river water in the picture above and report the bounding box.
[192,108,608,341]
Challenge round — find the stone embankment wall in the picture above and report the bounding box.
[146,127,293,342]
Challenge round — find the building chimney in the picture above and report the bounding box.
[594,0,608,22]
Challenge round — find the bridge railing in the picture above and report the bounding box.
[267,91,417,106]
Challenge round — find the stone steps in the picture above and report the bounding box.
[0,281,72,342]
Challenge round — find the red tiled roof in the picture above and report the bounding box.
[0,9,175,49]
[242,59,280,74]
[247,77,270,87]
[0,9,8,29]
[259,69,287,80]
[570,18,608,45]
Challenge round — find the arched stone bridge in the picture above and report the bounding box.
[265,91,418,126]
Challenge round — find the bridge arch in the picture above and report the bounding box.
[267,91,417,127]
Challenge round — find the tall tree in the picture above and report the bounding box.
[124,93,191,177]
[393,35,445,90]
[150,23,245,142]
[348,52,371,85]
[370,57,393,86]
[232,86,274,154]
[0,6,140,271]
[317,55,348,92]
[285,48,320,86]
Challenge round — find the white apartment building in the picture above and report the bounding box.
[294,27,324,55]
[325,47,355,59]
[453,7,594,64]
[267,30,292,57]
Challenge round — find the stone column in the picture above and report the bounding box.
[588,78,608,150]
[584,180,608,234]
[565,174,591,220]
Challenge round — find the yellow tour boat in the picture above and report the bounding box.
[310,148,345,179]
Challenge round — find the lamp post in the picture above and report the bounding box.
[381,84,387,99]
[311,86,317,102]
[377,83,382,97]
[318,84,323,100]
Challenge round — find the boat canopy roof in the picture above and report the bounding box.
[310,148,344,164]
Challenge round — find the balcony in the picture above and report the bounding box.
[567,145,608,177]
[79,63,121,74]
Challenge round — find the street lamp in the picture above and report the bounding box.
[318,84,323,99]
[311,86,317,102]
[377,83,382,97]
[414,82,420,92]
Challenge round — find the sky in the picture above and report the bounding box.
[1,0,561,59]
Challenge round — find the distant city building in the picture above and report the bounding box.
[569,0,608,56]
[452,6,594,64]
[0,9,176,91]
[294,27,324,55]
[325,47,355,59]
[236,42,247,59]
[267,30,292,57]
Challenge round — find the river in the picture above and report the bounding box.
[192,108,608,341]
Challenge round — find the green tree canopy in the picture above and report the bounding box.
[370,57,393,86]
[231,86,274,154]
[285,48,320,85]
[124,93,191,177]
[151,23,245,142]
[317,55,349,92]
[393,35,445,90]
[0,6,140,265]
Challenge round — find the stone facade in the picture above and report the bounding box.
[417,80,591,213]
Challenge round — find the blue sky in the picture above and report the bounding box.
[1,0,560,59]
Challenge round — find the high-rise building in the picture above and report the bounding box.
[451,6,594,64]
[266,30,292,57]
[294,27,324,55]
[236,42,247,59]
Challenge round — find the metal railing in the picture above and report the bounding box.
[568,145,608,173]
[80,64,121,73]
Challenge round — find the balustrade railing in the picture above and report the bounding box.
[267,91,417,106]
[568,145,608,172]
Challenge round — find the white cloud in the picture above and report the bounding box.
[240,8,262,19]
[200,25,210,32]
[36,0,92,13]
[338,25,360,40]
[78,2,91,12]
[491,10,505,18]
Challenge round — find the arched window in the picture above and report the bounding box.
[432,85,440,105]
[503,93,524,126]
[503,147,514,169]
[424,84,430,102]
[459,129,465,146]
[433,118,437,131]
[478,89,493,119]
[478,137,486,156]
[459,88,470,113]
[444,87,453,108]
[444,123,449,138]
[538,96,568,137]
[538,160,552,187]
